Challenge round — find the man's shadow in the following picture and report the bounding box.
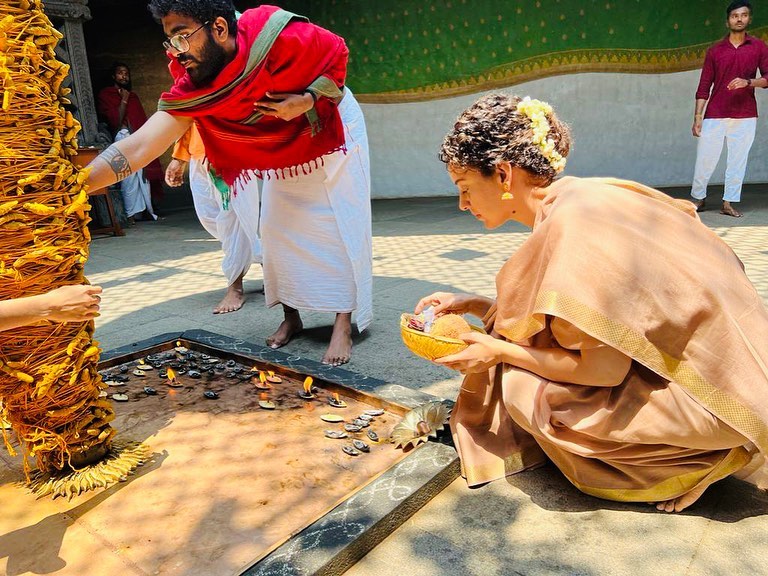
[0,450,167,576]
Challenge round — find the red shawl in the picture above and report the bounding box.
[157,6,348,186]
[97,86,164,198]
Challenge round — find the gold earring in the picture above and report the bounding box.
[501,183,513,200]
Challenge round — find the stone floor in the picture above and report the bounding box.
[84,184,768,576]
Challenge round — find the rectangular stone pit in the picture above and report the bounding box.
[0,330,458,576]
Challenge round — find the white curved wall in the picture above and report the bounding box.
[359,70,768,198]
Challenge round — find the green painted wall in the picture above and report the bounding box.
[259,1,768,101]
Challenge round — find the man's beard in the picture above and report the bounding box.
[115,79,132,91]
[179,36,228,88]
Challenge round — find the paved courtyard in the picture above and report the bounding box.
[85,184,768,576]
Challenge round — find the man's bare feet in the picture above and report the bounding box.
[720,201,743,218]
[322,313,353,366]
[266,307,303,349]
[213,286,245,314]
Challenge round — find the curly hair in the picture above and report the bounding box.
[147,0,238,34]
[439,93,572,186]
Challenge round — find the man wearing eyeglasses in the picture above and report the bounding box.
[86,1,371,368]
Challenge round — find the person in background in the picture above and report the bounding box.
[690,0,768,217]
[97,62,164,222]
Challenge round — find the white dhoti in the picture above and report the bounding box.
[115,128,157,220]
[189,158,262,285]
[260,89,373,332]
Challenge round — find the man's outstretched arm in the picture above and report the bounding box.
[87,111,193,190]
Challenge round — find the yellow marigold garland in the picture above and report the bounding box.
[0,0,146,498]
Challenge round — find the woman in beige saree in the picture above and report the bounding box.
[416,94,768,512]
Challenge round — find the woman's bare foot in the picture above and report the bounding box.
[266,307,303,349]
[322,313,352,366]
[653,447,748,513]
[213,286,245,314]
[654,483,709,513]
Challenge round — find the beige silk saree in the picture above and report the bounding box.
[452,177,768,502]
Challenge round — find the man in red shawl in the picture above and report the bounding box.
[86,1,372,367]
[97,62,165,214]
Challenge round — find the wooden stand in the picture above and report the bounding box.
[73,147,125,237]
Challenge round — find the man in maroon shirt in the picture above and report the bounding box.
[691,0,768,217]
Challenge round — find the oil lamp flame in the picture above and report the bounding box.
[303,376,313,394]
[333,392,340,403]
[259,392,268,401]
[166,367,177,383]
[259,371,267,384]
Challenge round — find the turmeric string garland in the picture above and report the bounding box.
[0,0,146,499]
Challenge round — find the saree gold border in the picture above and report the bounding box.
[499,290,768,455]
[355,27,768,104]
[567,446,751,502]
[462,445,546,486]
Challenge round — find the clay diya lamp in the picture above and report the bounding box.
[253,371,272,391]
[297,376,316,400]
[135,360,153,371]
[165,367,183,388]
[320,413,344,423]
[328,392,347,409]
[352,439,370,453]
[258,391,275,410]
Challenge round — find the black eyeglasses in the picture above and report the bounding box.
[163,21,210,55]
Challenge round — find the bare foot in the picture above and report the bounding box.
[322,313,352,366]
[720,201,743,218]
[655,483,709,513]
[653,449,745,513]
[213,286,245,314]
[266,308,303,349]
[691,197,706,212]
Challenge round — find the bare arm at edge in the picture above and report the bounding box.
[87,111,193,190]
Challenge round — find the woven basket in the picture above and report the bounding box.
[400,313,486,361]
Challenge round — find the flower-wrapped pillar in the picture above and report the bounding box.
[0,0,146,498]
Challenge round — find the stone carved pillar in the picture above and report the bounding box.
[43,0,109,148]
